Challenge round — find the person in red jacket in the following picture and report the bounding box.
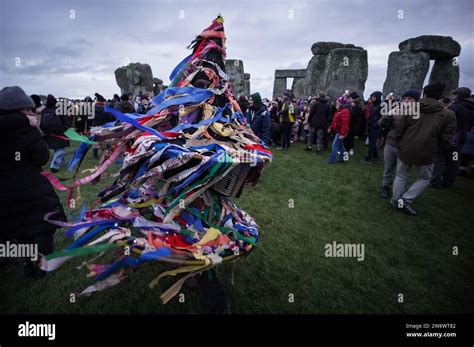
[325,95,351,163]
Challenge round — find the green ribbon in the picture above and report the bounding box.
[45,243,118,260]
[64,128,96,145]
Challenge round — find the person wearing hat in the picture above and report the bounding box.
[91,93,115,159]
[378,89,420,199]
[430,87,474,187]
[392,82,456,215]
[116,93,136,114]
[245,92,270,145]
[325,95,351,164]
[362,91,383,164]
[40,94,70,172]
[0,86,66,277]
[30,94,45,126]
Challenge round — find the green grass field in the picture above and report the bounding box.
[1,140,473,314]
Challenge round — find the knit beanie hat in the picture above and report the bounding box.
[30,94,42,109]
[423,82,445,100]
[401,89,421,101]
[336,92,352,107]
[46,94,57,108]
[451,87,471,99]
[0,86,35,111]
[370,91,383,102]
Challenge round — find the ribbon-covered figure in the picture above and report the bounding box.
[41,15,272,304]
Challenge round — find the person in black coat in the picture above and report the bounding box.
[306,94,330,153]
[40,94,70,172]
[269,100,281,146]
[245,92,270,145]
[344,94,364,155]
[92,93,115,127]
[431,87,474,187]
[362,91,383,163]
[116,94,136,114]
[91,93,116,159]
[0,86,67,277]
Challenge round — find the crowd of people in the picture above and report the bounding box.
[0,81,473,277]
[0,88,156,277]
[238,83,474,215]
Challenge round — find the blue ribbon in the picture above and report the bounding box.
[95,247,173,281]
[104,106,167,140]
[64,220,115,238]
[66,223,115,250]
[148,87,214,115]
[68,142,90,172]
[169,53,192,81]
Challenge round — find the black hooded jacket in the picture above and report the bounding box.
[449,98,474,130]
[308,98,330,129]
[0,112,66,240]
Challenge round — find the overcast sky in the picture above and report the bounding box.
[1,0,473,99]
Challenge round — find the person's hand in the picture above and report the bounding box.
[339,134,345,139]
[26,115,38,127]
[327,129,331,134]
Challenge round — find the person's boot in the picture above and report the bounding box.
[380,186,391,198]
[390,199,399,209]
[93,148,99,159]
[304,146,312,151]
[401,200,417,216]
[23,260,47,279]
[429,180,443,188]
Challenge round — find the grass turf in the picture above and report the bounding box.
[1,140,473,314]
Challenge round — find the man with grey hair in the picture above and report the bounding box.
[392,82,456,215]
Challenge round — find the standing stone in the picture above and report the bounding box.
[291,78,305,98]
[244,73,251,95]
[399,35,461,60]
[273,70,306,97]
[274,69,306,79]
[303,55,328,97]
[383,51,430,98]
[323,48,368,99]
[115,62,154,96]
[311,42,345,55]
[273,77,287,97]
[224,59,247,96]
[429,58,460,96]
